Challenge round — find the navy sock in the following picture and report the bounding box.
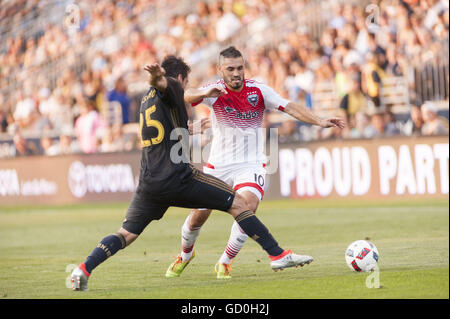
[83,233,126,274]
[235,211,284,257]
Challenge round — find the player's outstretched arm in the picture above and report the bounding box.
[283,102,345,129]
[185,85,227,104]
[144,63,167,92]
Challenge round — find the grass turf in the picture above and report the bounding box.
[0,199,448,299]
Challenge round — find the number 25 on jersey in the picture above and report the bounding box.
[140,104,165,147]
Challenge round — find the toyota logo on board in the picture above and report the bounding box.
[68,161,137,198]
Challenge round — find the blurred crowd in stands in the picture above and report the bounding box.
[0,0,448,158]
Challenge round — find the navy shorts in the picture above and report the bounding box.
[122,167,235,235]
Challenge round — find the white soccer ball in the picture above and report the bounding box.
[345,240,379,272]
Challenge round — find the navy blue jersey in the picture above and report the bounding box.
[138,77,191,190]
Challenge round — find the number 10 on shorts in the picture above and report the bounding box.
[254,174,264,187]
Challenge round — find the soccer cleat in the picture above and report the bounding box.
[214,262,232,279]
[270,250,313,271]
[71,263,90,291]
[165,251,195,278]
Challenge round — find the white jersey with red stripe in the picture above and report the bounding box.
[192,79,290,167]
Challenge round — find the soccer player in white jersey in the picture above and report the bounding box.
[166,46,344,278]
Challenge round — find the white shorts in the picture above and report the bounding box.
[203,162,267,201]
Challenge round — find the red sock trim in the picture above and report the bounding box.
[182,246,194,253]
[79,262,91,277]
[269,249,291,261]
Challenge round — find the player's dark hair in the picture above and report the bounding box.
[219,46,243,59]
[161,55,191,81]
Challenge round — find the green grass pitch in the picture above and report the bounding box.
[0,198,448,299]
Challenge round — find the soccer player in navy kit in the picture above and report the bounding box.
[71,55,317,291]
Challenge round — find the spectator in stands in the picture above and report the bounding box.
[99,125,123,153]
[0,94,9,133]
[350,111,376,139]
[57,126,81,155]
[37,125,80,156]
[38,88,73,132]
[297,89,313,110]
[332,54,350,99]
[40,133,59,156]
[74,98,105,154]
[0,110,7,133]
[329,3,346,30]
[384,45,403,76]
[340,38,364,70]
[383,110,401,136]
[423,0,448,31]
[366,31,386,62]
[215,1,242,42]
[278,120,301,144]
[113,123,136,151]
[404,105,424,136]
[12,132,38,156]
[433,9,449,41]
[13,90,38,133]
[81,70,101,104]
[291,60,314,99]
[421,101,449,135]
[107,77,131,124]
[362,52,386,108]
[367,108,386,138]
[4,111,16,136]
[1,0,448,156]
[339,73,368,117]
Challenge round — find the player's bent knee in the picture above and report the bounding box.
[228,194,251,218]
[117,227,139,246]
[240,191,260,213]
[248,202,259,213]
[189,209,211,228]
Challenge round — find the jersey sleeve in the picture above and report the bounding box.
[190,82,222,108]
[258,83,290,112]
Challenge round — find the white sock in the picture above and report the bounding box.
[218,221,248,265]
[180,215,201,261]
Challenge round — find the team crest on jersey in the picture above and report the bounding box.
[247,94,259,107]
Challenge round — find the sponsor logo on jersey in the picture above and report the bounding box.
[224,106,236,113]
[236,110,259,119]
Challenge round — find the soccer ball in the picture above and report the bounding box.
[345,240,379,272]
